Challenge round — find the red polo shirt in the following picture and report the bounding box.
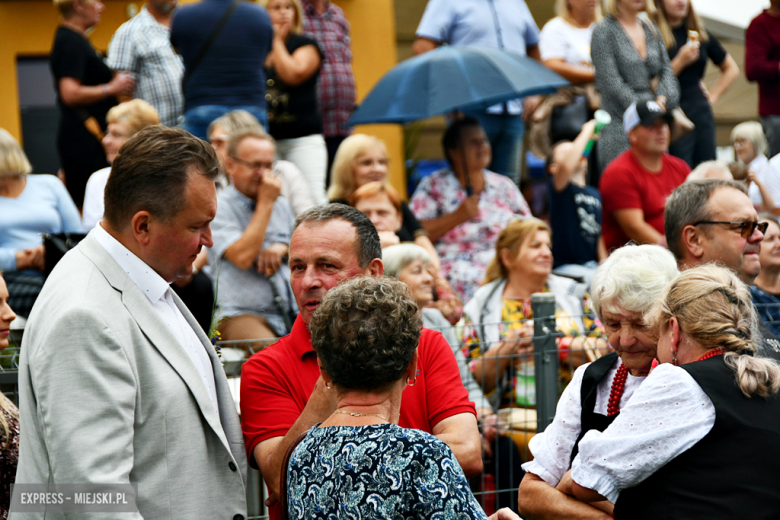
[240,316,476,516]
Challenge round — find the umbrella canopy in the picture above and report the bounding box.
[349,46,570,126]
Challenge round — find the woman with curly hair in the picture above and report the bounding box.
[286,276,514,519]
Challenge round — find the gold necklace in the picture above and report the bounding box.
[333,409,389,422]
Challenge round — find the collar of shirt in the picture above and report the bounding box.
[225,184,256,212]
[289,315,316,360]
[93,222,170,305]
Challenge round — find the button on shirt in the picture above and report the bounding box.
[93,223,220,415]
[107,6,184,127]
[415,0,540,114]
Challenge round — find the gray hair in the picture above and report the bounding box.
[309,276,421,392]
[591,244,678,319]
[0,128,32,177]
[294,204,382,269]
[664,179,748,261]
[206,109,265,139]
[685,160,733,182]
[382,244,432,278]
[731,121,768,158]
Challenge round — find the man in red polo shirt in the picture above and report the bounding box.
[240,204,482,518]
[600,100,691,252]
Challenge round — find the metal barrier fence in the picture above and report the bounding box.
[0,292,604,519]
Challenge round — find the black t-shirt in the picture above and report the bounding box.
[266,34,323,140]
[50,25,115,129]
[549,180,602,267]
[668,27,727,113]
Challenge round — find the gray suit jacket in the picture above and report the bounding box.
[13,232,247,519]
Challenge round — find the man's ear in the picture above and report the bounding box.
[681,224,705,259]
[368,258,384,277]
[131,211,153,246]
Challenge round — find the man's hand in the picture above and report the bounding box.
[257,243,289,276]
[258,170,283,206]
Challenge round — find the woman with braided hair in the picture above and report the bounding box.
[565,265,780,519]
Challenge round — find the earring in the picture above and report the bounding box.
[406,376,417,387]
[672,350,677,366]
[325,381,332,390]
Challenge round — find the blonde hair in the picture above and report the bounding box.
[484,218,551,284]
[350,181,402,214]
[258,0,304,34]
[328,134,388,201]
[555,0,602,26]
[603,0,656,17]
[106,99,159,136]
[731,121,768,158]
[647,265,780,398]
[652,0,709,49]
[0,128,32,177]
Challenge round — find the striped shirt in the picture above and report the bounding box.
[107,6,184,127]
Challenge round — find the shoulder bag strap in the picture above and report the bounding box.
[182,0,241,86]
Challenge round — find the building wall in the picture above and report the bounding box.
[0,0,405,191]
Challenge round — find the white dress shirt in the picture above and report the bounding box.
[93,223,220,415]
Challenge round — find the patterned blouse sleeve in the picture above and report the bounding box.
[409,175,440,221]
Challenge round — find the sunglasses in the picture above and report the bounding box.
[693,220,769,239]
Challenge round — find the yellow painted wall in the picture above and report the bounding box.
[0,1,135,139]
[0,0,404,192]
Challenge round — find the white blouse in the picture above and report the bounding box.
[522,356,646,486]
[539,17,595,69]
[571,363,716,503]
[747,154,780,208]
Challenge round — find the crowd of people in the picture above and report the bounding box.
[2,0,780,518]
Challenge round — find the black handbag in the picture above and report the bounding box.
[550,95,591,143]
[42,232,87,277]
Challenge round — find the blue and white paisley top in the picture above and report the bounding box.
[287,423,488,519]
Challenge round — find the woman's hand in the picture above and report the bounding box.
[377,231,401,248]
[677,40,700,68]
[15,244,45,271]
[457,194,480,221]
[272,21,292,43]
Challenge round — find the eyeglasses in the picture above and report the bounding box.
[230,156,273,171]
[693,220,769,239]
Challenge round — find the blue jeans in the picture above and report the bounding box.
[183,105,268,140]
[464,110,524,184]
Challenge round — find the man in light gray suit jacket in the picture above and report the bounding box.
[13,126,247,519]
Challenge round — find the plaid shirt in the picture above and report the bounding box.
[302,0,355,137]
[107,7,184,127]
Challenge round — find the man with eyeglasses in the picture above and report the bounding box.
[665,179,780,359]
[207,129,297,349]
[599,100,691,252]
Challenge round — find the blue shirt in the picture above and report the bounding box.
[207,185,297,336]
[751,286,780,337]
[0,175,83,273]
[549,180,602,267]
[415,0,540,114]
[170,0,272,111]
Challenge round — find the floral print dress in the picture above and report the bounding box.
[287,424,488,519]
[410,169,531,301]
